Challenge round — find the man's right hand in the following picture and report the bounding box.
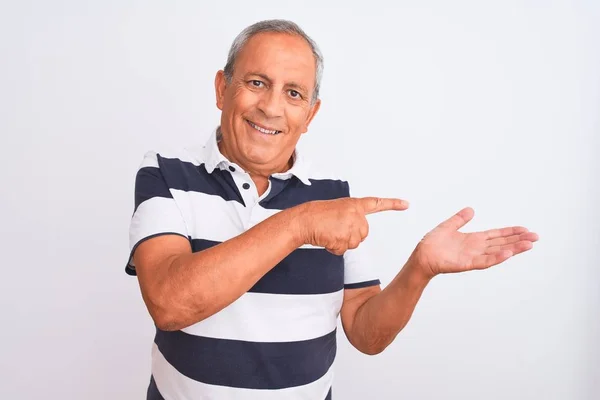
[294,197,409,255]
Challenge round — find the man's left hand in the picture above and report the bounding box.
[412,207,539,279]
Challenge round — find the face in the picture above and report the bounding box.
[214,32,321,175]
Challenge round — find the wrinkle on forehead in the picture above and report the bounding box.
[233,32,316,94]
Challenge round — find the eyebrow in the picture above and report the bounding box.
[246,72,309,95]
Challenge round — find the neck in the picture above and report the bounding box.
[217,139,294,196]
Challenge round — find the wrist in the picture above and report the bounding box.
[285,203,309,248]
[405,248,435,285]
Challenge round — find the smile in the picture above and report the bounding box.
[247,120,281,135]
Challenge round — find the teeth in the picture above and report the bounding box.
[249,121,279,135]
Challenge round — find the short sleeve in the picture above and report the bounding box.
[342,181,380,289]
[125,151,189,275]
[343,240,381,289]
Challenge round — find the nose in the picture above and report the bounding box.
[257,88,284,119]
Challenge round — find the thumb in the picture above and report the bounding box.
[437,207,475,231]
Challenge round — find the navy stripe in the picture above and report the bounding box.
[192,239,344,294]
[325,387,332,400]
[134,167,173,211]
[344,279,381,290]
[157,155,244,205]
[154,328,337,389]
[146,376,164,400]
[260,177,350,210]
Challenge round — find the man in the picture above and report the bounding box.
[126,19,539,400]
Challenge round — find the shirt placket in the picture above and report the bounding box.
[224,163,272,230]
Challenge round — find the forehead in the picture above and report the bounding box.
[234,32,316,88]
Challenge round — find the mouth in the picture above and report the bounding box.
[246,119,281,135]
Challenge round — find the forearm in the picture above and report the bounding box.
[349,255,432,354]
[153,206,304,330]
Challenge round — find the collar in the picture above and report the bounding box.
[202,128,312,186]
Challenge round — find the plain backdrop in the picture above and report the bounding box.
[1,1,599,399]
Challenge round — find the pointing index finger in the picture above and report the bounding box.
[359,197,410,215]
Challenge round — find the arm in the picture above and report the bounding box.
[134,206,304,331]
[134,195,408,332]
[340,254,430,355]
[341,207,539,355]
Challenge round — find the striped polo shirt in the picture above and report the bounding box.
[126,130,380,400]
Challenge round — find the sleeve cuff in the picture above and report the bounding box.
[124,232,189,276]
[343,279,381,290]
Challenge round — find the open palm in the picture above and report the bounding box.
[414,207,539,278]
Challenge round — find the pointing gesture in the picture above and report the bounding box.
[296,197,409,255]
[358,197,409,215]
[413,207,539,278]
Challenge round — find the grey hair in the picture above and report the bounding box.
[223,19,324,104]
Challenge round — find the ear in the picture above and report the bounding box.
[215,70,227,111]
[301,99,321,134]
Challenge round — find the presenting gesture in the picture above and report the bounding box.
[413,207,539,279]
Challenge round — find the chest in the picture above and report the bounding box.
[170,169,346,295]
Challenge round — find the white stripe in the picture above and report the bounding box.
[343,240,380,285]
[174,189,325,249]
[174,189,247,242]
[151,343,334,400]
[129,197,189,251]
[181,290,343,342]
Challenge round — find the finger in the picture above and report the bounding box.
[359,219,369,240]
[484,226,529,240]
[487,234,522,248]
[486,240,534,256]
[359,197,409,215]
[348,234,362,250]
[437,207,474,231]
[487,232,539,247]
[327,245,346,256]
[472,250,513,269]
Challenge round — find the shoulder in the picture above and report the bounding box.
[303,159,352,198]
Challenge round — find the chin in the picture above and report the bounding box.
[243,147,278,164]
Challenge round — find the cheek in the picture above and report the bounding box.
[285,107,310,130]
[230,87,259,114]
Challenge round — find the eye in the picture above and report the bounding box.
[288,90,302,99]
[250,80,264,87]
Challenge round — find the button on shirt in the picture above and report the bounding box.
[126,131,380,400]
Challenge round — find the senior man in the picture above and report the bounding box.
[126,19,539,400]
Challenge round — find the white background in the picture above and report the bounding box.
[1,1,599,399]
